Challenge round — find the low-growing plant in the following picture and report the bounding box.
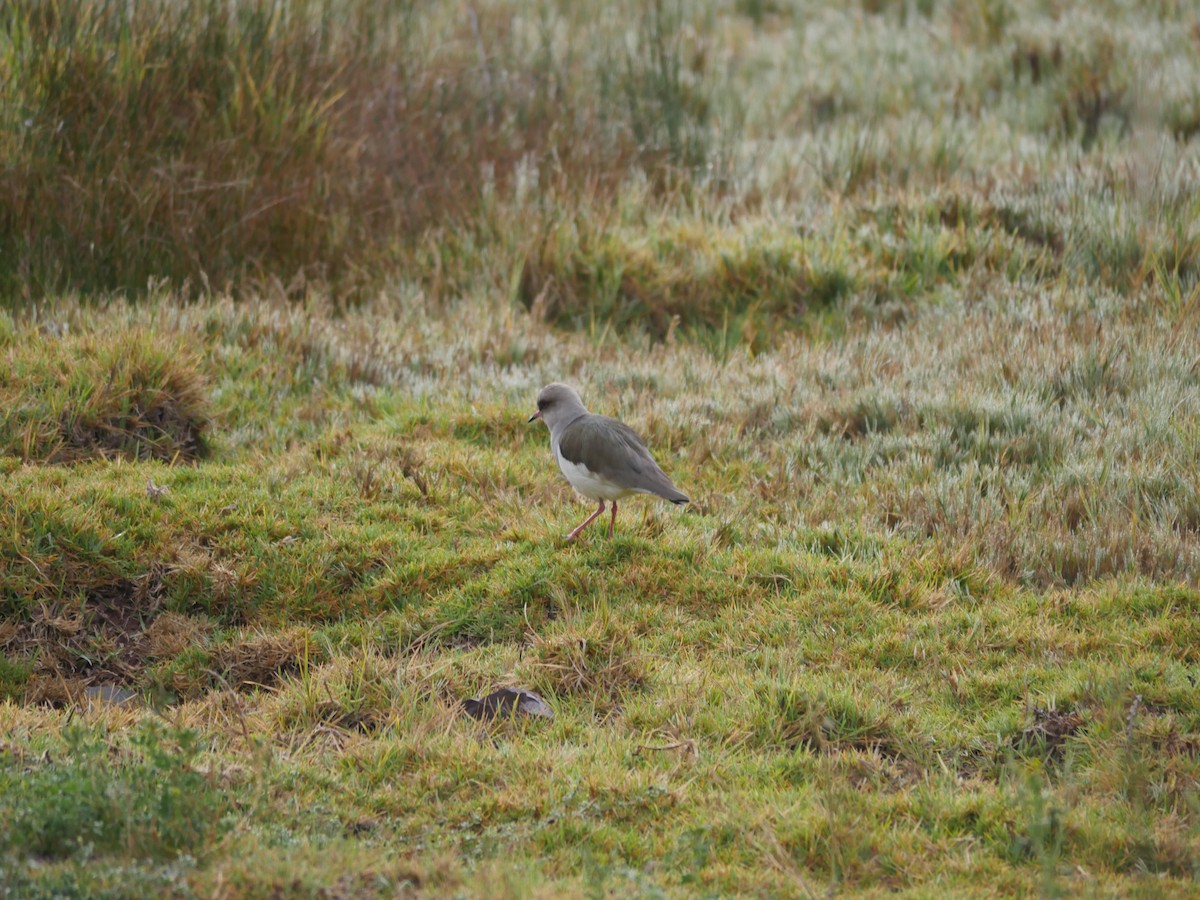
[0,722,230,861]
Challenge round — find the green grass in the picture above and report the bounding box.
[0,327,210,464]
[2,0,1200,896]
[0,722,229,862]
[2,289,1197,896]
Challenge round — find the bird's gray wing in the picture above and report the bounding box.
[559,415,688,502]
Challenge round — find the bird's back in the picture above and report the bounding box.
[556,414,688,504]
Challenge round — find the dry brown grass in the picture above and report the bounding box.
[523,616,647,709]
[0,0,714,301]
[143,613,211,660]
[213,628,319,691]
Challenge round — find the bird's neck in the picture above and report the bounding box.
[549,410,588,445]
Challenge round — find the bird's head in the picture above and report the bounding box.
[528,383,587,430]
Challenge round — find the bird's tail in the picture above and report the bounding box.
[640,465,689,505]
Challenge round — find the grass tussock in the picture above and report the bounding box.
[212,627,319,692]
[766,685,903,758]
[0,328,210,463]
[143,612,212,661]
[523,615,647,708]
[275,651,407,735]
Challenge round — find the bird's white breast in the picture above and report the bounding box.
[554,442,636,501]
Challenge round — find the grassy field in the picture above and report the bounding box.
[2,0,1200,897]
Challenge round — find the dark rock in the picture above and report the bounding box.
[462,688,553,721]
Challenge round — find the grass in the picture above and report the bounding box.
[0,0,724,302]
[2,0,1200,896]
[1,288,1196,896]
[0,328,210,464]
[0,722,229,862]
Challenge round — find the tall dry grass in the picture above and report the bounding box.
[0,0,723,302]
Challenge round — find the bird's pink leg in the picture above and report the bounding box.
[566,500,606,542]
[608,501,618,538]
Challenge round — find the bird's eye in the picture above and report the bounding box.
[537,399,547,409]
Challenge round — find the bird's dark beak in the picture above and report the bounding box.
[528,410,542,423]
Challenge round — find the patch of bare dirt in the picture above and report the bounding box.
[1017,706,1084,760]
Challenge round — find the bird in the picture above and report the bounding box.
[528,383,688,541]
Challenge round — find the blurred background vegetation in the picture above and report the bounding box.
[0,0,727,300]
[3,0,1196,345]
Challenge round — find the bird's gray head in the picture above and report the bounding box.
[528,383,589,433]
